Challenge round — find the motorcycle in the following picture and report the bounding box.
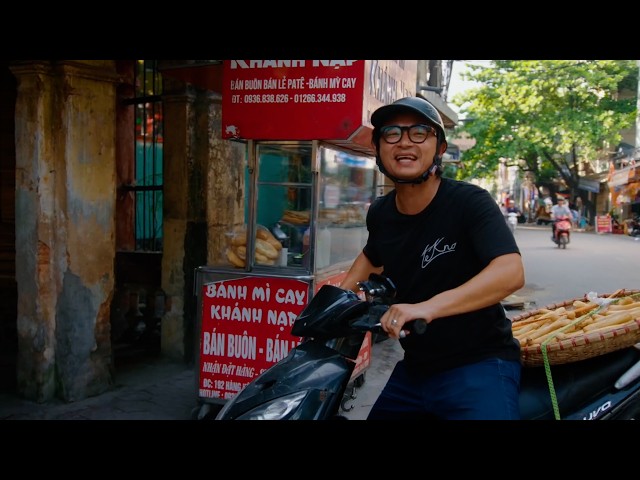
[552,215,572,249]
[506,212,519,234]
[214,274,640,420]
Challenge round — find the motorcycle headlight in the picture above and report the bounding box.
[231,391,308,420]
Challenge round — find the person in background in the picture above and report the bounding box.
[550,197,573,240]
[574,196,586,229]
[506,199,522,223]
[339,96,525,420]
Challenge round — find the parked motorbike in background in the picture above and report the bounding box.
[213,273,640,420]
[628,215,640,237]
[552,215,572,249]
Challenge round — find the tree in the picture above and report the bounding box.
[451,60,637,198]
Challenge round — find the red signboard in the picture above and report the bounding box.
[596,215,612,234]
[198,276,309,401]
[222,60,366,140]
[221,60,417,142]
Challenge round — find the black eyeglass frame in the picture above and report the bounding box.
[379,124,437,144]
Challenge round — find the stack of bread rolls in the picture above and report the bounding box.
[226,225,282,268]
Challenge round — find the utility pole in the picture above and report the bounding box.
[636,60,640,153]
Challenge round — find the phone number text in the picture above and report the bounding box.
[233,93,348,104]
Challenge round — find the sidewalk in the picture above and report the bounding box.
[0,339,401,421]
[0,355,197,420]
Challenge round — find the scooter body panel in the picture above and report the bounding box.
[553,217,572,248]
[216,339,357,420]
[520,347,640,420]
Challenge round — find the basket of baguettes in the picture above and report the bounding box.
[511,289,640,367]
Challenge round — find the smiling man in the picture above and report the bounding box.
[340,96,525,420]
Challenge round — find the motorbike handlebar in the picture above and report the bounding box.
[351,274,427,337]
[350,305,428,337]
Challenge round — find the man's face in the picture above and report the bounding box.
[376,111,444,182]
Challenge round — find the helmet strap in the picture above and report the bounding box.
[377,156,439,185]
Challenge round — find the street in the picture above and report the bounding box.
[510,224,640,310]
[341,225,640,419]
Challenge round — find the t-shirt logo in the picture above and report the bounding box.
[421,237,456,268]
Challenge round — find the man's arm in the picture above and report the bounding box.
[380,253,525,338]
[339,251,382,293]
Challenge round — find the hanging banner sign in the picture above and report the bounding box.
[578,178,601,193]
[198,276,309,401]
[609,168,631,187]
[221,60,417,142]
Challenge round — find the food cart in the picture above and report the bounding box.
[194,60,419,412]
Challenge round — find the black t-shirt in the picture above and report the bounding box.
[363,177,522,376]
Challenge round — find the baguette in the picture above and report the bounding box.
[607,301,640,311]
[525,317,570,344]
[256,238,279,260]
[226,248,245,268]
[234,245,246,260]
[583,311,636,332]
[255,251,275,265]
[257,226,283,251]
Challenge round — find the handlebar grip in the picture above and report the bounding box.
[412,319,428,335]
[399,319,428,338]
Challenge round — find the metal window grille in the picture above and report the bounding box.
[124,60,164,251]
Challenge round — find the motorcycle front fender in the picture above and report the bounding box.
[216,340,357,420]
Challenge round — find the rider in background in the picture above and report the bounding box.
[550,197,572,240]
[506,199,522,222]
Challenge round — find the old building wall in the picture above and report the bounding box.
[11,60,118,402]
[205,96,246,267]
[159,83,195,362]
[161,74,246,364]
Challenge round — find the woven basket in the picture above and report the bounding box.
[511,290,640,367]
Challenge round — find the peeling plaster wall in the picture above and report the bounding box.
[11,61,118,402]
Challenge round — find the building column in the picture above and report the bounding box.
[11,60,118,402]
[161,68,246,365]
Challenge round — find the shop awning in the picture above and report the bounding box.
[579,172,608,193]
[417,89,459,128]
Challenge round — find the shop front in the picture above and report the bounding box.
[608,163,640,233]
[193,60,418,408]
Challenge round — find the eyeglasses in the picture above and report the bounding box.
[380,124,437,144]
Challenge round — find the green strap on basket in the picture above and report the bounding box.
[540,306,603,420]
[539,292,640,420]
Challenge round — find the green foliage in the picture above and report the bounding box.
[451,60,638,191]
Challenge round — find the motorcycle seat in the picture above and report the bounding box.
[519,347,640,420]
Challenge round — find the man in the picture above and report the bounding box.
[339,96,525,420]
[550,197,572,241]
[506,199,522,220]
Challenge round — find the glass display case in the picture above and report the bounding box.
[197,140,379,407]
[219,140,379,282]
